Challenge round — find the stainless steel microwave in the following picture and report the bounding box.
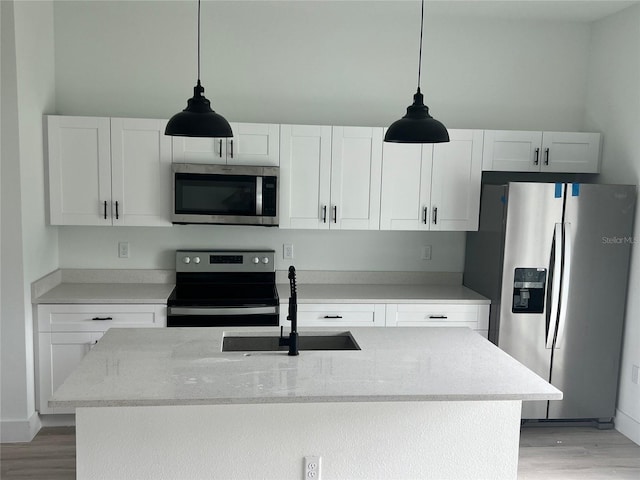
[172,163,279,226]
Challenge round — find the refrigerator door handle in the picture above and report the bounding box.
[555,222,572,348]
[546,223,563,349]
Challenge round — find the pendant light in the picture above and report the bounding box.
[165,0,232,138]
[384,0,449,144]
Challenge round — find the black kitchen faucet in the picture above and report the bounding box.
[279,266,299,355]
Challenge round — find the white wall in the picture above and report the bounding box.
[50,0,593,272]
[585,3,640,445]
[0,0,58,442]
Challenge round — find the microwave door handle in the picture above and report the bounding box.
[256,177,263,215]
[546,223,562,349]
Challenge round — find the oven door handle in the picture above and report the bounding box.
[168,306,278,316]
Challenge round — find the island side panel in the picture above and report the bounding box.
[76,400,522,480]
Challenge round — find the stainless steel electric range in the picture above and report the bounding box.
[167,250,279,327]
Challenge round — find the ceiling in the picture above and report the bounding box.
[424,0,640,22]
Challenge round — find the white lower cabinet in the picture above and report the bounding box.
[279,303,385,328]
[37,304,166,414]
[385,304,489,338]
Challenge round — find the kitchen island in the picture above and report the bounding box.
[51,327,561,480]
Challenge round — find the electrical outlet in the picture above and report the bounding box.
[632,364,639,385]
[118,242,129,258]
[421,245,432,260]
[304,456,321,480]
[284,244,294,260]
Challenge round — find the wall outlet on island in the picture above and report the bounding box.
[304,456,321,479]
[421,245,432,260]
[118,241,130,258]
[632,364,639,385]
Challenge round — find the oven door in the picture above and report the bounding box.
[167,305,279,327]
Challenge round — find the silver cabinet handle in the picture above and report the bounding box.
[230,139,234,159]
[428,315,448,319]
[323,315,343,319]
[218,139,223,158]
[423,207,428,224]
[433,207,438,224]
[333,205,337,223]
[322,205,327,223]
[103,201,108,220]
[534,147,540,165]
[92,316,113,321]
[544,147,550,165]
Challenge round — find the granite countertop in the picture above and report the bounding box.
[50,327,561,408]
[277,283,490,304]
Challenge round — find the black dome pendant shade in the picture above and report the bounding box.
[384,0,448,144]
[165,0,232,138]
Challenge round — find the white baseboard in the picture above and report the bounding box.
[615,408,640,446]
[0,412,41,443]
[40,413,75,427]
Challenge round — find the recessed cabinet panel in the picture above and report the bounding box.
[482,130,542,172]
[541,132,601,173]
[47,116,112,225]
[172,137,226,164]
[380,142,432,230]
[279,124,332,229]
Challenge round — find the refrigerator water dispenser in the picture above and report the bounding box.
[512,268,546,313]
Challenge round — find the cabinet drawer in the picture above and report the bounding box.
[280,304,384,327]
[386,304,481,328]
[38,304,166,332]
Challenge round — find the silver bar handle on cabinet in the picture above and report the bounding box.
[168,306,278,316]
[432,207,438,224]
[534,147,540,165]
[115,201,119,220]
[333,205,337,223]
[92,316,113,321]
[323,315,343,319]
[322,205,327,223]
[229,139,234,159]
[428,315,448,319]
[423,207,428,224]
[103,201,108,220]
[544,147,550,165]
[546,223,563,349]
[555,223,572,349]
[255,177,263,215]
[218,139,223,158]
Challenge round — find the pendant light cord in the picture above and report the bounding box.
[197,0,201,83]
[417,0,424,91]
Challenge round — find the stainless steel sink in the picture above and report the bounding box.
[222,332,360,352]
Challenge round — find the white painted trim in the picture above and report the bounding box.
[615,408,640,446]
[0,412,41,443]
[39,413,75,428]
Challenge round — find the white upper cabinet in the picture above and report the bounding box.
[172,122,280,166]
[380,129,483,231]
[279,125,383,230]
[330,127,383,230]
[110,118,172,226]
[279,124,332,229]
[483,130,601,173]
[380,142,432,231]
[431,129,484,231]
[47,115,172,226]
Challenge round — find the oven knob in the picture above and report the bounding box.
[193,256,201,264]
[252,257,260,264]
[261,257,270,264]
[182,256,191,264]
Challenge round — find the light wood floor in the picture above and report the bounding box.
[1,426,639,479]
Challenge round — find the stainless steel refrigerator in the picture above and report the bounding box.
[464,182,636,422]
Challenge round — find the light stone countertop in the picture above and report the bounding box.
[33,283,175,304]
[277,283,490,304]
[50,327,561,408]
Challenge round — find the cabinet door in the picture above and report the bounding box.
[482,130,543,172]
[279,124,332,229]
[171,137,227,164]
[227,123,280,166]
[38,331,103,414]
[380,141,432,231]
[279,304,385,327]
[540,132,601,173]
[47,115,112,225]
[110,118,172,226]
[38,304,167,332]
[330,127,383,230]
[430,129,483,231]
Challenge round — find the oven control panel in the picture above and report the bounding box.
[176,250,275,273]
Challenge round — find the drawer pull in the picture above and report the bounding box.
[323,315,343,319]
[92,316,113,321]
[428,315,448,319]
